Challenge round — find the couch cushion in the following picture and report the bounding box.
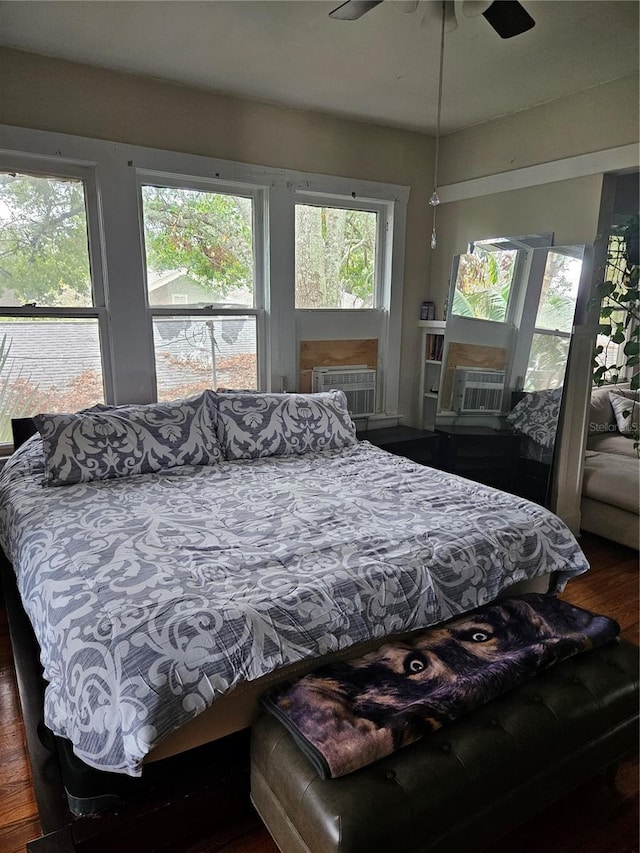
[582,451,639,514]
[586,432,637,457]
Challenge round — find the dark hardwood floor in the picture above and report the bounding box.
[0,532,637,853]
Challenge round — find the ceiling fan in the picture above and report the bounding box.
[328,0,535,39]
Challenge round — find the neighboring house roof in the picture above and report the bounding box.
[0,316,255,392]
[146,269,253,306]
[147,269,194,293]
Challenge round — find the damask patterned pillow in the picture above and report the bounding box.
[216,390,357,460]
[506,387,563,450]
[34,391,222,486]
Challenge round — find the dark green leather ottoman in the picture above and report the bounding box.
[251,639,639,853]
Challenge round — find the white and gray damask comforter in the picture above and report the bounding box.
[0,437,589,776]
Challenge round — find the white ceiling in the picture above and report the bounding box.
[0,0,638,135]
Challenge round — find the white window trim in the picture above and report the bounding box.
[0,122,409,414]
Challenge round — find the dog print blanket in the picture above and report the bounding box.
[261,594,619,778]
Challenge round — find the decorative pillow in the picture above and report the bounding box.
[506,387,563,450]
[216,390,357,460]
[609,390,639,437]
[588,386,618,434]
[34,391,222,486]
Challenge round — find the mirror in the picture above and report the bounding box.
[435,239,586,507]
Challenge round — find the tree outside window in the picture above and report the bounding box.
[295,204,377,309]
[140,184,259,397]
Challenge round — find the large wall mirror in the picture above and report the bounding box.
[436,236,586,507]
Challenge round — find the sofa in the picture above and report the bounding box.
[581,385,639,549]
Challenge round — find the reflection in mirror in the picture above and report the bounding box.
[450,233,554,324]
[523,246,583,390]
[452,243,518,323]
[436,241,585,508]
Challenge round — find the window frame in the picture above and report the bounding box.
[510,245,584,391]
[0,153,113,450]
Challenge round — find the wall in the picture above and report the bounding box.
[439,75,639,185]
[0,48,638,427]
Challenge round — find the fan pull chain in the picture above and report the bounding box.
[430,0,446,249]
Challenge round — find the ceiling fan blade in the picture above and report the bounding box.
[329,0,384,21]
[482,1,535,38]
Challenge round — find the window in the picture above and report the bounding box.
[140,180,261,397]
[0,127,408,451]
[0,167,106,444]
[524,249,582,390]
[295,203,378,309]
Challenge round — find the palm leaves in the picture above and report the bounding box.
[452,280,511,322]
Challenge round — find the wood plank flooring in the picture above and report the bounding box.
[0,532,637,853]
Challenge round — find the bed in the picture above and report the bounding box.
[0,389,589,783]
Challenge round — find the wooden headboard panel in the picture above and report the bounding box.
[11,418,37,450]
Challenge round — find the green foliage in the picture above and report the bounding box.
[141,186,254,295]
[452,247,516,322]
[535,252,581,333]
[523,334,570,391]
[340,209,376,302]
[452,280,511,322]
[0,174,92,306]
[590,214,640,393]
[1,174,377,308]
[295,206,376,308]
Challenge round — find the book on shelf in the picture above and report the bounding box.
[428,335,444,361]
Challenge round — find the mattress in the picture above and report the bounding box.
[0,436,589,776]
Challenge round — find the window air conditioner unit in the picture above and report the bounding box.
[452,367,505,413]
[311,365,376,416]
